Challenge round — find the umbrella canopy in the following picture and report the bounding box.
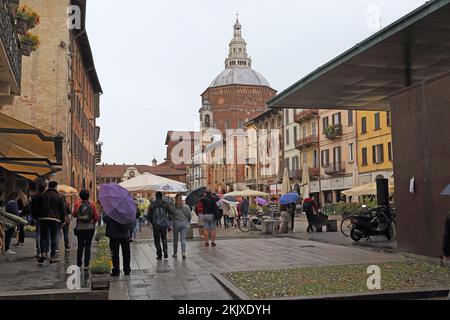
[225,190,270,198]
[57,185,78,197]
[119,172,186,193]
[301,166,310,199]
[280,192,301,205]
[223,195,238,203]
[98,184,136,224]
[152,183,188,193]
[186,187,207,206]
[342,179,395,197]
[256,197,268,206]
[282,168,291,194]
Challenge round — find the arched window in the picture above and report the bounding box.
[205,114,211,128]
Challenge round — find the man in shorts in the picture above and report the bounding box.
[199,190,218,247]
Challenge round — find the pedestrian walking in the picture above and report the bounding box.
[149,192,170,260]
[103,213,133,277]
[240,197,249,226]
[195,200,205,240]
[168,194,191,259]
[3,190,28,255]
[288,203,296,233]
[200,190,219,247]
[222,200,230,229]
[229,203,238,228]
[36,181,66,264]
[72,189,99,270]
[30,183,48,258]
[303,197,318,233]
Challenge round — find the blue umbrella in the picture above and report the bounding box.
[279,192,301,205]
[98,184,136,224]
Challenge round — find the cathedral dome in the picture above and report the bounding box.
[210,67,271,88]
[208,17,271,89]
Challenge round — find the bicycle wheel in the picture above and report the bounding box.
[238,218,251,233]
[249,218,263,234]
[340,217,353,237]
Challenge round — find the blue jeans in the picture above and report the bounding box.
[35,222,50,254]
[39,220,61,257]
[173,221,188,254]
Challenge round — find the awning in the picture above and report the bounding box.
[342,179,395,197]
[0,112,63,179]
[268,0,450,111]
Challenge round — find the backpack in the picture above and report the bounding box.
[154,206,169,228]
[77,201,93,223]
[214,202,223,221]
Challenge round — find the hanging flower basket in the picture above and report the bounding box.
[15,17,29,35]
[19,32,40,56]
[15,5,40,34]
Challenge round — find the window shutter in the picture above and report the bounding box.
[373,145,376,164]
[380,144,384,162]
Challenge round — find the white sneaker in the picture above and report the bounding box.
[5,249,16,255]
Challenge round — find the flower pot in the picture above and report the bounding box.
[15,18,29,35]
[20,42,33,56]
[90,274,111,291]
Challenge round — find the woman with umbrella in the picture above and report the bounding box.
[99,184,136,277]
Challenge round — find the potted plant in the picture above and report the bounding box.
[15,5,40,35]
[19,32,40,56]
[90,237,112,291]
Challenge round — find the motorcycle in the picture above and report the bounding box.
[349,205,395,242]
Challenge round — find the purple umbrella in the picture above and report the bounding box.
[256,197,268,206]
[98,184,136,224]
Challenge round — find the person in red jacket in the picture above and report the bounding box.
[72,189,99,270]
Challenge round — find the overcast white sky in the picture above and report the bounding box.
[86,0,426,165]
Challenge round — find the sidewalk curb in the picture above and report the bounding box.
[212,273,251,300]
[261,288,450,301]
[211,274,449,300]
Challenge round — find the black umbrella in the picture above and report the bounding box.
[186,187,207,206]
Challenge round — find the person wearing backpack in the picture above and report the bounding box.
[72,189,99,270]
[199,190,220,247]
[149,192,170,260]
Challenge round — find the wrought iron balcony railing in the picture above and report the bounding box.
[324,162,346,176]
[325,124,343,140]
[294,109,319,123]
[295,135,319,150]
[1,0,21,92]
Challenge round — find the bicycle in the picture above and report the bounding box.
[238,212,272,234]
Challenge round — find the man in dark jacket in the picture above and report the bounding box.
[200,190,219,247]
[36,181,66,264]
[104,214,133,277]
[31,183,47,257]
[149,192,169,260]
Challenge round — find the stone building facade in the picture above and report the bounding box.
[1,0,102,195]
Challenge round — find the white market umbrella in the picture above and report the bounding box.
[301,166,310,199]
[342,178,395,197]
[281,168,291,194]
[225,190,270,198]
[119,172,187,193]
